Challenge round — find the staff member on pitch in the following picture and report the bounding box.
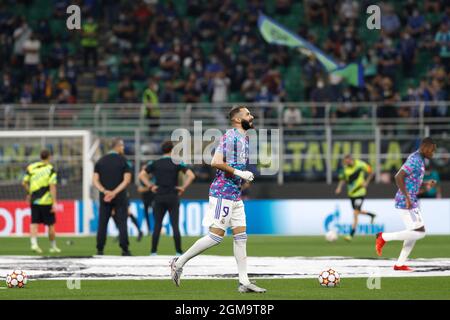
[22,149,61,254]
[139,141,195,256]
[93,138,132,256]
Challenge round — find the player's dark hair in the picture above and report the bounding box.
[228,105,246,121]
[161,140,174,154]
[110,137,123,149]
[421,137,436,146]
[343,154,352,160]
[40,149,51,160]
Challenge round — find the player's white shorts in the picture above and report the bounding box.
[397,207,425,230]
[202,196,246,230]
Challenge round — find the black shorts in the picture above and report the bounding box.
[31,205,56,225]
[350,197,365,211]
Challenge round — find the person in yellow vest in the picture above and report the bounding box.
[142,79,161,136]
[22,149,61,254]
[81,16,98,69]
[335,154,377,241]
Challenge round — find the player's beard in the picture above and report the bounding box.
[241,119,254,131]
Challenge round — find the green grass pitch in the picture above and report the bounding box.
[0,235,449,300]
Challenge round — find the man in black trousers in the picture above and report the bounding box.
[93,137,132,256]
[139,140,195,256]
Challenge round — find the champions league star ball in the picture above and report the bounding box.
[6,270,28,288]
[318,269,340,287]
[325,230,338,242]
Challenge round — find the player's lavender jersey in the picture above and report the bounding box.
[209,128,249,201]
[395,151,425,209]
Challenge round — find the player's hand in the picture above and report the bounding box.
[335,187,341,195]
[103,190,115,202]
[234,169,254,182]
[51,203,58,213]
[405,196,412,209]
[176,186,185,196]
[150,185,158,193]
[427,180,437,188]
[25,194,31,203]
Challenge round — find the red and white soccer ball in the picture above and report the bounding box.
[318,269,340,287]
[6,270,28,288]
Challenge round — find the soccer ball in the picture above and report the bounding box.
[325,230,338,242]
[6,270,28,288]
[318,269,340,287]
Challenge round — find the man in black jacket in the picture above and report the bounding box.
[93,138,132,256]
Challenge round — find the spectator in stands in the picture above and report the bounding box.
[159,80,178,103]
[334,87,359,118]
[130,53,146,81]
[196,11,219,41]
[12,17,31,68]
[399,31,416,78]
[305,0,328,26]
[159,48,181,80]
[210,71,230,103]
[118,76,136,103]
[338,0,359,25]
[241,70,260,103]
[142,78,160,136]
[81,16,99,69]
[377,37,401,80]
[20,83,33,105]
[434,22,450,71]
[22,32,41,80]
[283,106,302,130]
[381,4,401,37]
[33,72,50,103]
[310,78,329,118]
[50,40,68,69]
[65,57,78,98]
[406,8,426,38]
[0,72,16,103]
[182,73,202,103]
[275,0,292,15]
[93,62,109,103]
[340,25,362,62]
[424,0,442,13]
[303,55,323,101]
[377,77,400,132]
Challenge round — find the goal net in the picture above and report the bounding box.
[0,130,94,236]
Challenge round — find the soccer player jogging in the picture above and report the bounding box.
[22,149,61,254]
[170,106,266,293]
[375,138,437,271]
[139,141,195,256]
[335,154,377,241]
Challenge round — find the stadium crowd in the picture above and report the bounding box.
[0,0,449,121]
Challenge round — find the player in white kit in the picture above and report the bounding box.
[376,138,437,271]
[170,106,266,293]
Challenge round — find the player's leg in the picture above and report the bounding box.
[231,201,266,293]
[151,199,166,255]
[376,208,426,258]
[172,197,226,285]
[167,195,182,255]
[127,207,143,241]
[143,199,152,235]
[46,205,60,253]
[96,201,112,254]
[30,205,42,253]
[113,202,131,255]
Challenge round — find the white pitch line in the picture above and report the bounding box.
[0,255,449,280]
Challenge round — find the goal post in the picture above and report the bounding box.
[0,130,94,235]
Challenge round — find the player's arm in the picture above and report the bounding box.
[50,183,57,212]
[210,151,254,181]
[92,172,108,194]
[110,172,132,198]
[335,180,345,195]
[22,172,30,202]
[138,169,158,193]
[363,164,374,188]
[176,168,196,196]
[395,169,412,209]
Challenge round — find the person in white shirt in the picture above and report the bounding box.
[23,33,41,77]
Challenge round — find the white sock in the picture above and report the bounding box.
[396,240,416,266]
[31,237,38,247]
[50,240,57,248]
[175,232,223,269]
[233,232,250,286]
[382,230,425,242]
